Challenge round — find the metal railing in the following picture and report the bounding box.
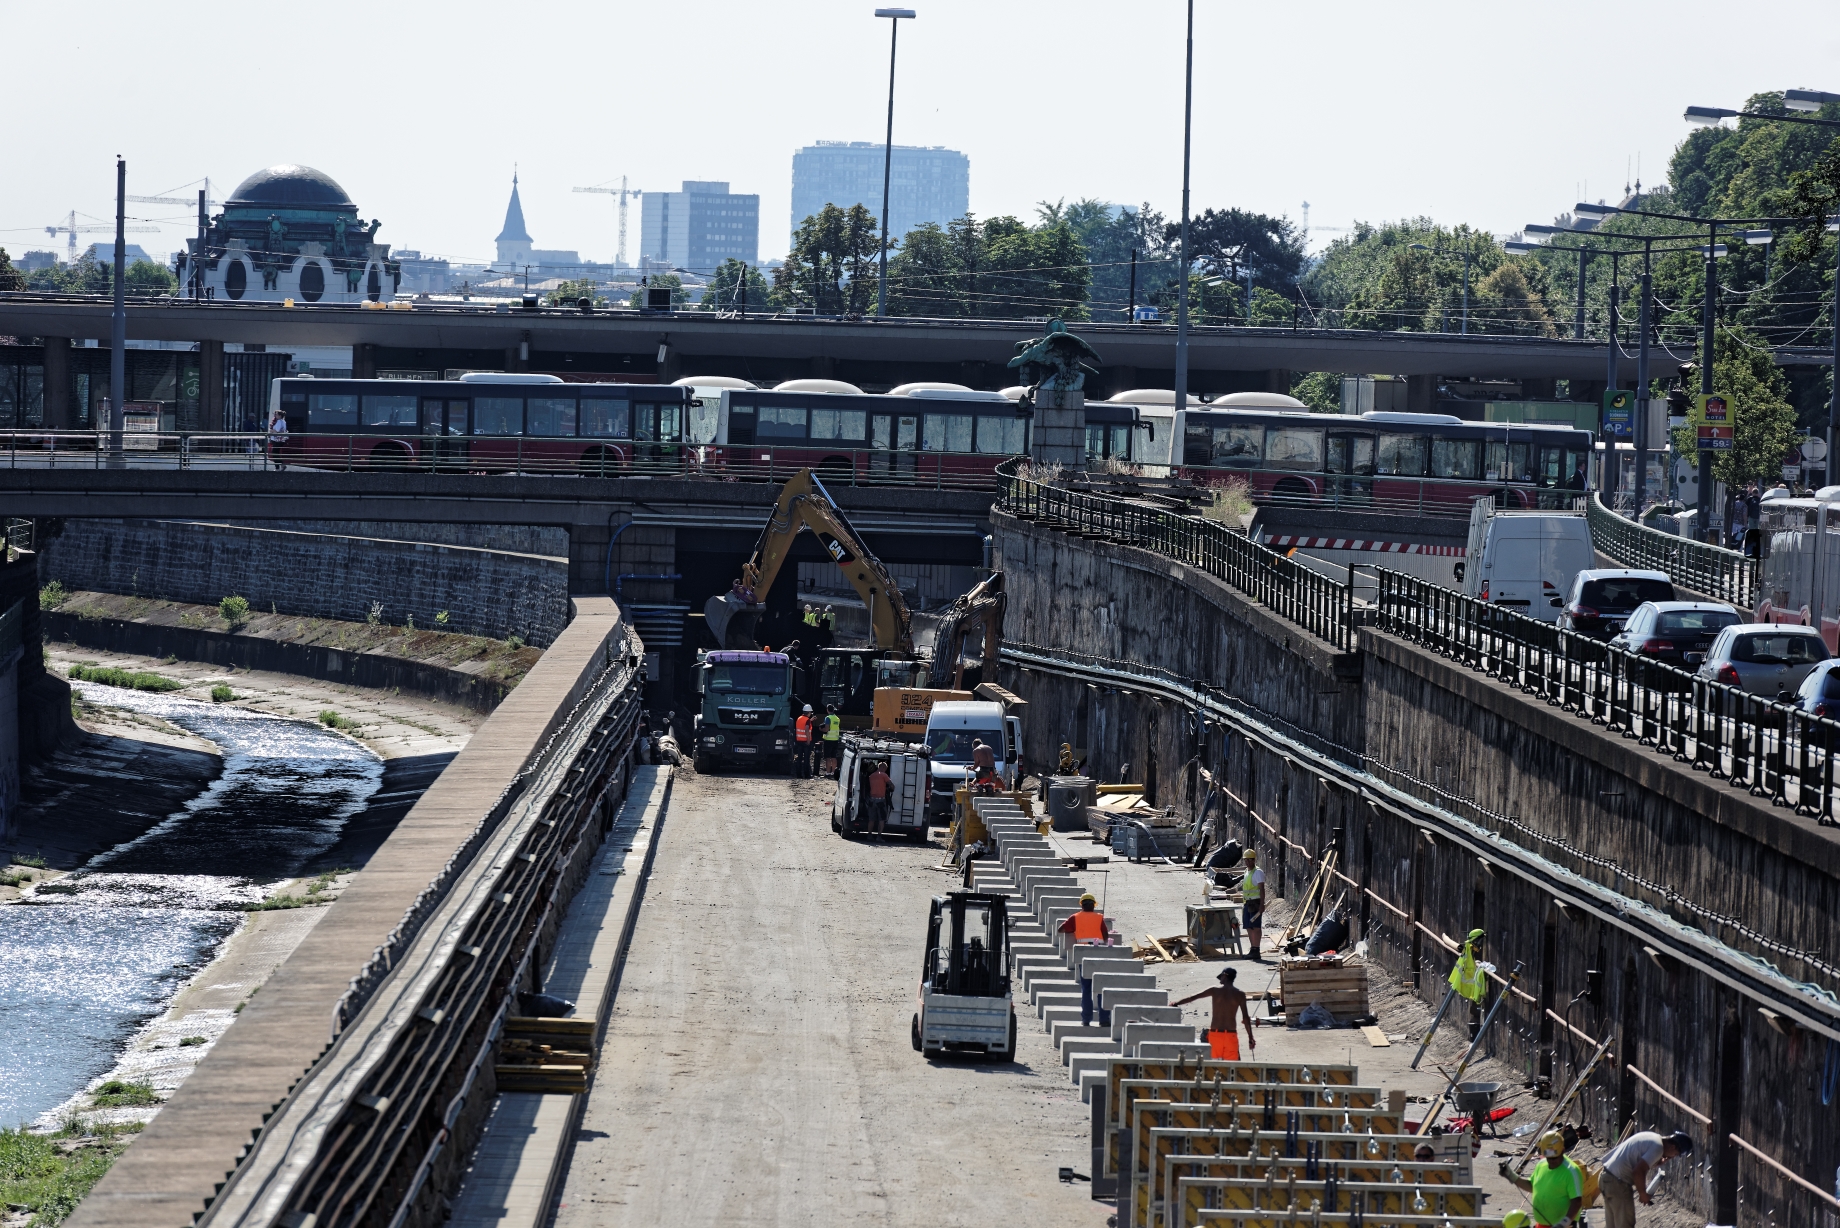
[1584,491,1756,608]
[0,430,1010,490]
[1183,464,1585,520]
[1003,464,1355,651]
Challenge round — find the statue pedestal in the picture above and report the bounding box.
[1030,388,1085,469]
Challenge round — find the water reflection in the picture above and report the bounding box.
[0,684,382,1125]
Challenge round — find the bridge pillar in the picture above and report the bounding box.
[199,340,225,429]
[1522,376,1556,400]
[657,344,682,384]
[808,355,836,380]
[353,343,377,380]
[1406,374,1437,414]
[1261,368,1292,395]
[41,337,72,430]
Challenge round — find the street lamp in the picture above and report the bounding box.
[873,7,916,319]
[1173,0,1196,416]
[1786,89,1840,112]
[1685,104,1840,131]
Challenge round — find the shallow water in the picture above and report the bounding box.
[0,685,382,1126]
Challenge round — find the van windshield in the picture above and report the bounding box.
[928,728,1003,763]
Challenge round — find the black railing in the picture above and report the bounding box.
[1585,492,1755,608]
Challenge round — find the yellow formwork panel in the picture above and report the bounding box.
[1167,1173,1480,1228]
[1108,1084,1386,1180]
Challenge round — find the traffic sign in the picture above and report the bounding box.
[1601,389,1634,439]
[1698,393,1729,422]
[1784,464,1801,482]
[1698,424,1734,450]
[1803,437,1828,463]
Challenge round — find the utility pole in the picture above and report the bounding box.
[873,8,915,318]
[1633,253,1652,514]
[1173,0,1195,412]
[108,157,127,469]
[194,189,207,299]
[1829,217,1840,481]
[1573,245,1588,340]
[1701,225,1719,538]
[1128,247,1137,322]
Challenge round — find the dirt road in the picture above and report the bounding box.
[553,769,1107,1227]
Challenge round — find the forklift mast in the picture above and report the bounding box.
[923,892,1010,998]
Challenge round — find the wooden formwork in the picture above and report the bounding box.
[1169,1173,1481,1228]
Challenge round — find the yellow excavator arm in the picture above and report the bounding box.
[717,468,915,653]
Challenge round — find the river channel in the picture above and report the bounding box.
[0,683,384,1126]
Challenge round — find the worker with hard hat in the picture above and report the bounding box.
[1451,928,1488,1038]
[820,704,843,778]
[1239,849,1265,960]
[1057,893,1115,1026]
[1500,1131,1584,1228]
[793,704,815,779]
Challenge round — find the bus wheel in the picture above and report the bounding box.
[367,442,413,472]
[1273,477,1312,505]
[579,446,622,478]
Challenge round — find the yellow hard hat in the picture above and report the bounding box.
[1243,848,1257,860]
[1503,1212,1529,1228]
[1080,893,1097,906]
[1539,1130,1566,1157]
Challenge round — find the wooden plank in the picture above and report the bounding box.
[1361,1025,1390,1047]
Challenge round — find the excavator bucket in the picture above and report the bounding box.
[703,594,762,650]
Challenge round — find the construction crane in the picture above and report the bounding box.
[44,211,160,265]
[127,179,219,210]
[572,177,642,266]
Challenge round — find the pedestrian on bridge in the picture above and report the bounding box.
[1172,966,1256,1060]
[267,407,290,469]
[793,704,815,778]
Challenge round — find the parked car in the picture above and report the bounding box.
[1607,601,1742,670]
[1561,569,1677,640]
[1696,623,1833,697]
[1788,659,1840,718]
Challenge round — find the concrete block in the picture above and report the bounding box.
[1121,1023,1198,1054]
[1100,987,1170,1011]
[1136,1041,1212,1063]
[1041,1004,1087,1032]
[1109,1006,1184,1038]
[1087,972,1158,995]
[1069,1049,1121,1083]
[1060,1037,1119,1066]
[1034,988,1082,1015]
[1050,1021,1109,1046]
[1021,966,1075,994]
[1070,948,1137,971]
[1080,1067,1109,1103]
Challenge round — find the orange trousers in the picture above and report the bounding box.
[1209,1030,1240,1060]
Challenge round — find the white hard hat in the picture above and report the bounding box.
[803,704,813,713]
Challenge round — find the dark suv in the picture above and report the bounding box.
[1607,601,1742,669]
[1560,569,1677,640]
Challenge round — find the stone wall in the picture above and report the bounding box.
[36,519,569,646]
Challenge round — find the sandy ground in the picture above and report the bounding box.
[554,767,1110,1228]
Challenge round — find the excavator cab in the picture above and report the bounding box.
[912,891,1015,1059]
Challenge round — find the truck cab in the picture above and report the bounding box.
[691,650,795,772]
[922,699,1024,818]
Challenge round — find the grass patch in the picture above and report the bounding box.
[239,894,310,911]
[210,684,235,703]
[11,854,47,868]
[38,580,68,610]
[178,1036,207,1047]
[33,883,79,896]
[0,1121,138,1227]
[218,595,249,629]
[317,710,360,731]
[66,664,185,693]
[89,1080,158,1108]
[1,869,33,887]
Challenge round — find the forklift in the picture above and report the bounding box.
[911,891,1016,1060]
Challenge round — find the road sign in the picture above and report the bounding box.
[1601,389,1634,439]
[1803,437,1828,463]
[1784,464,1801,482]
[1698,393,1729,423]
[1698,424,1734,451]
[1786,446,1803,466]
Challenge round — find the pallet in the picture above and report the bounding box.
[1277,961,1369,1024]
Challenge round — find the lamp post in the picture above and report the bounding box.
[1173,0,1195,414]
[873,7,916,318]
[109,157,126,469]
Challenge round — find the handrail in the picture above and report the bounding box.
[1584,491,1755,608]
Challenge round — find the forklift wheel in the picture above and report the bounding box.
[994,1010,1017,1062]
[911,1014,922,1052]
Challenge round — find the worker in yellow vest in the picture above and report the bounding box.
[1057,893,1114,1025]
[1450,928,1488,1039]
[1239,849,1265,961]
[820,705,843,778]
[802,604,819,628]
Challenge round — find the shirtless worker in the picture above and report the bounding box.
[1173,967,1257,1060]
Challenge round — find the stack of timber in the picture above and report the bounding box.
[494,1016,596,1094]
[1276,955,1369,1024]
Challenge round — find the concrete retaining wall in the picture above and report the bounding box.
[36,519,569,646]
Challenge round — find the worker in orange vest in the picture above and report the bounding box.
[792,704,815,779]
[1057,892,1114,1026]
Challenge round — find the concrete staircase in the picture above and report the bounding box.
[966,796,1198,1099]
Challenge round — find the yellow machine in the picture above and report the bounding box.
[704,468,916,653]
[926,571,1007,690]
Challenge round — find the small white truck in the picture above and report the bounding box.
[1459,499,1595,622]
[832,735,930,840]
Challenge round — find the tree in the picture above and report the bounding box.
[698,259,772,312]
[1470,262,1555,337]
[0,249,23,293]
[1290,371,1341,412]
[1668,324,1798,489]
[627,273,687,309]
[775,203,882,315]
[125,259,177,295]
[25,251,110,295]
[1302,221,1524,333]
[1069,201,1173,323]
[980,216,1091,319]
[885,220,969,317]
[545,277,603,307]
[1171,207,1305,292]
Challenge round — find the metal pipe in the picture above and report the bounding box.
[109,157,126,468]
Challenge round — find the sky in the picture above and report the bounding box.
[4,0,1839,270]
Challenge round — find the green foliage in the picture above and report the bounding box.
[0,868,32,887]
[38,580,68,610]
[544,277,603,307]
[775,203,883,315]
[886,212,1091,319]
[13,854,47,868]
[1054,200,1173,322]
[125,259,176,295]
[1290,372,1342,412]
[318,709,358,731]
[1302,221,1544,334]
[65,664,184,692]
[0,1121,136,1227]
[434,610,450,626]
[505,634,526,651]
[210,684,235,703]
[1668,324,1799,487]
[1172,207,1306,290]
[178,1036,207,1046]
[218,595,249,628]
[24,252,112,295]
[0,248,24,293]
[90,1080,158,1107]
[626,273,688,310]
[697,258,772,312]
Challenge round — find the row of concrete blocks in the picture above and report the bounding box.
[971,798,1199,1101]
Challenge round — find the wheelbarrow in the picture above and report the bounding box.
[1454,1081,1507,1137]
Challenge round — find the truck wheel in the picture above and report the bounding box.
[911,1013,922,1052]
[694,754,716,775]
[908,827,930,844]
[830,811,840,832]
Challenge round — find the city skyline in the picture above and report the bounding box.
[2,1,1837,272]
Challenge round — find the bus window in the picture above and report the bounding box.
[923,413,973,452]
[527,396,577,436]
[658,403,682,443]
[1377,433,1427,476]
[362,394,418,428]
[1485,441,1533,483]
[687,398,720,444]
[1430,437,1480,480]
[1264,427,1323,471]
[810,407,866,441]
[1536,445,1568,486]
[757,405,807,440]
[1326,433,1375,475]
[976,417,1026,455]
[308,393,358,427]
[1211,425,1262,467]
[474,397,522,435]
[1183,424,1213,467]
[580,397,630,438]
[728,405,756,444]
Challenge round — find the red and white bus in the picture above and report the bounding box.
[1175,408,1594,514]
[269,373,694,474]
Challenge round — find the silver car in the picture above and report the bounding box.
[1696,623,1832,698]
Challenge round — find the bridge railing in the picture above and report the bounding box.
[1000,466,1840,825]
[1584,491,1756,607]
[0,430,1010,491]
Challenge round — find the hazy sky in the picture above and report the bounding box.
[5,1,1838,269]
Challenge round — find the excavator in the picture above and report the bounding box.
[925,571,1007,690]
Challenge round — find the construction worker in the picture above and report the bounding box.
[1057,893,1114,1026]
[1057,742,1076,775]
[802,603,819,628]
[820,704,843,777]
[971,738,998,793]
[1172,966,1256,1060]
[1598,1130,1692,1228]
[1239,849,1265,961]
[1450,928,1488,1038]
[793,704,815,778]
[1500,1131,1584,1228]
[866,759,891,839]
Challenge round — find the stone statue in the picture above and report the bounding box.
[1008,318,1101,392]
[333,214,347,256]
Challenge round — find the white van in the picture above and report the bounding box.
[923,700,1023,819]
[1460,501,1595,621]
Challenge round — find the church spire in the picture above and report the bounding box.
[496,171,531,243]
